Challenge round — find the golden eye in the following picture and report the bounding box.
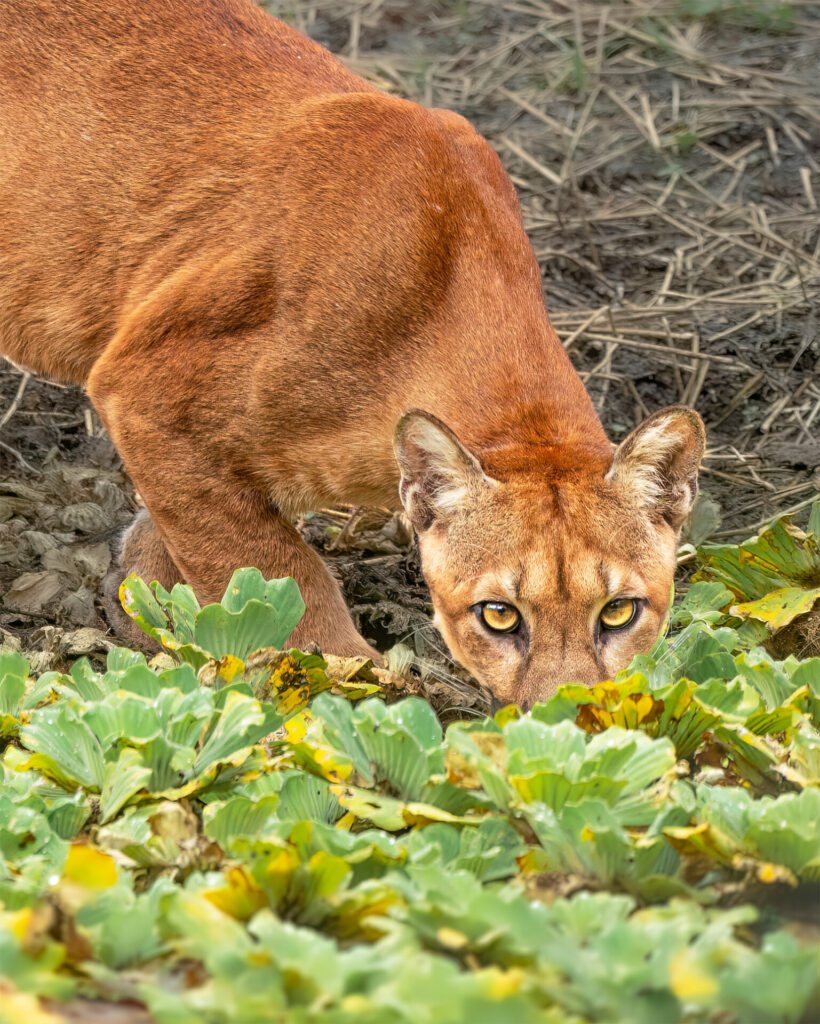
[600,598,638,631]
[480,602,521,634]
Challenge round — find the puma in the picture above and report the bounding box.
[0,0,705,704]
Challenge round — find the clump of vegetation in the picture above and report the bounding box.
[1,508,819,1023]
[675,0,796,31]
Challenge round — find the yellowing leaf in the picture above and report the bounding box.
[493,704,521,728]
[275,682,311,716]
[0,905,55,954]
[516,848,551,874]
[732,587,820,632]
[305,850,351,897]
[445,748,485,789]
[61,845,117,890]
[402,801,489,827]
[290,742,354,784]
[330,784,490,830]
[147,801,199,843]
[483,967,526,999]
[340,996,372,1013]
[202,866,267,921]
[170,891,249,948]
[331,679,383,701]
[324,654,377,683]
[248,950,273,967]
[154,777,212,801]
[664,823,734,864]
[0,989,62,1024]
[3,908,32,942]
[669,949,719,1001]
[573,677,664,733]
[264,847,301,896]
[755,861,798,885]
[284,713,312,743]
[216,654,246,682]
[436,926,469,950]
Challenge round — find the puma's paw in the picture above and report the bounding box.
[101,565,160,654]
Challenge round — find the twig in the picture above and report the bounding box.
[0,371,31,431]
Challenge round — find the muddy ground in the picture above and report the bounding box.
[1,1,818,697]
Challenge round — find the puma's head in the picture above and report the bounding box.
[395,406,705,707]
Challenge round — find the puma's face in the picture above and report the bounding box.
[416,477,679,706]
[395,407,705,707]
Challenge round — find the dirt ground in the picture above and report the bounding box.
[1,0,818,700]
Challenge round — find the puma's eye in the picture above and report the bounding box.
[479,602,521,634]
[600,598,638,631]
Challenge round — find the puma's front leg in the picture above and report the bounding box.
[102,508,183,651]
[88,335,377,661]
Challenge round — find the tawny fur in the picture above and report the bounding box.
[0,0,704,700]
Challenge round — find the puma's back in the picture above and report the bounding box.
[0,0,371,380]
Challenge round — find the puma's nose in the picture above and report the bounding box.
[521,656,604,704]
[489,692,532,714]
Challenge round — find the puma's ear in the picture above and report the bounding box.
[607,406,705,530]
[394,409,495,531]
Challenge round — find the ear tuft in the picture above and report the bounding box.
[394,410,493,531]
[607,406,705,530]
